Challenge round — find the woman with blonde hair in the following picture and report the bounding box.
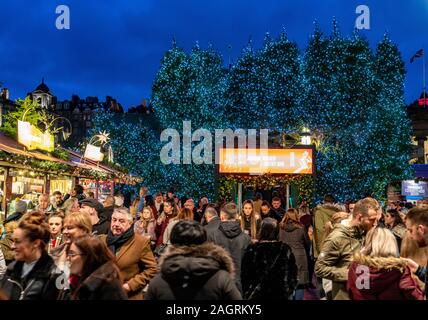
[347,227,423,300]
[279,208,310,299]
[240,200,261,241]
[50,211,93,271]
[134,206,157,248]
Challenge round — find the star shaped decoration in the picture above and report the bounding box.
[95,131,110,146]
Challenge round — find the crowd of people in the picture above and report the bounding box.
[0,186,428,301]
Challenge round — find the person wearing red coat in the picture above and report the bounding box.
[347,227,423,300]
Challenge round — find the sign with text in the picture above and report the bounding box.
[84,144,104,162]
[401,180,428,197]
[17,120,54,152]
[219,148,313,175]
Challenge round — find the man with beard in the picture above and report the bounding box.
[315,197,379,300]
[403,208,428,298]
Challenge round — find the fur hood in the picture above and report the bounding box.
[352,254,407,272]
[159,242,235,286]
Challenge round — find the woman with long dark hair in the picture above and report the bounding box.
[384,209,406,250]
[66,235,127,300]
[155,199,178,247]
[241,218,297,300]
[239,200,261,241]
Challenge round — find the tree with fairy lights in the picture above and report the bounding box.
[151,40,228,199]
[302,21,412,201]
[256,30,303,132]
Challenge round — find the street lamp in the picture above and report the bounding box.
[300,127,311,145]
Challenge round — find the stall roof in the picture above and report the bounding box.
[0,133,74,166]
[0,133,127,178]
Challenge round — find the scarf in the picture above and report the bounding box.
[106,225,135,255]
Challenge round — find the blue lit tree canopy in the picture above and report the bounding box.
[91,21,412,203]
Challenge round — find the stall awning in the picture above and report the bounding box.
[0,133,138,182]
[0,133,75,166]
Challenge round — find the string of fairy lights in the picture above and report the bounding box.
[91,21,413,203]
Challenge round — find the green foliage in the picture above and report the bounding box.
[1,96,42,138]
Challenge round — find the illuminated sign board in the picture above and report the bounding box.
[17,120,54,152]
[401,180,428,197]
[219,148,314,175]
[84,144,104,162]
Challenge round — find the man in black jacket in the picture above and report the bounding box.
[204,207,221,238]
[207,202,251,294]
[79,198,110,235]
[101,196,115,222]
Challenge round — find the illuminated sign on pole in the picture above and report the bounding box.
[17,120,54,152]
[84,144,104,162]
[219,148,314,175]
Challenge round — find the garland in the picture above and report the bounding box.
[217,174,315,207]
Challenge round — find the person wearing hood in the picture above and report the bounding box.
[242,218,297,300]
[348,227,423,300]
[313,194,342,259]
[100,207,157,300]
[315,198,379,300]
[145,220,241,300]
[279,208,310,299]
[79,198,110,235]
[207,202,251,294]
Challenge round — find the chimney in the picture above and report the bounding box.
[1,88,9,100]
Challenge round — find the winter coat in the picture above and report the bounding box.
[134,220,156,244]
[279,221,310,285]
[204,216,221,239]
[207,220,251,293]
[313,203,342,258]
[390,224,407,251]
[0,251,62,300]
[155,213,173,247]
[2,213,23,226]
[241,216,261,239]
[241,241,298,300]
[101,205,114,222]
[0,233,14,264]
[71,261,128,300]
[145,242,241,300]
[271,207,285,222]
[100,233,157,300]
[315,224,364,300]
[162,218,179,245]
[347,256,423,300]
[92,216,111,235]
[415,263,428,298]
[260,210,281,222]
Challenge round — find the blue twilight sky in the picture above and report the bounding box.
[0,0,427,109]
